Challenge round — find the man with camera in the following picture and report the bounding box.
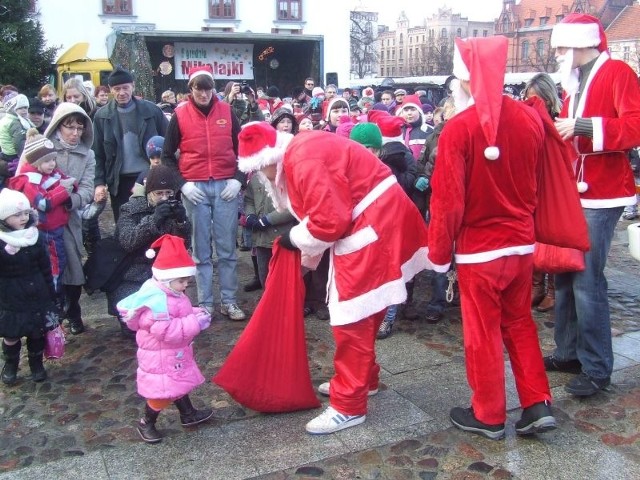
[223,81,265,126]
[106,164,191,339]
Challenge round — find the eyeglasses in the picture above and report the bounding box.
[150,190,175,199]
[61,124,84,133]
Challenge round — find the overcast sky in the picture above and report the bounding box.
[352,0,504,25]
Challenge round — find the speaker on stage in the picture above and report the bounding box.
[325,72,338,87]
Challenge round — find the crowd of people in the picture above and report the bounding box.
[1,13,640,444]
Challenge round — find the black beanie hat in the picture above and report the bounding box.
[145,165,177,193]
[108,67,134,87]
[266,86,280,98]
[28,97,45,114]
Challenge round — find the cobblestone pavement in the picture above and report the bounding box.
[1,216,639,478]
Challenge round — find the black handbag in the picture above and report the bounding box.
[83,237,131,294]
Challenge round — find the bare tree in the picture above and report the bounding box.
[522,40,558,73]
[350,11,378,79]
[425,34,454,75]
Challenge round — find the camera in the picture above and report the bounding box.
[161,198,182,217]
[241,82,253,95]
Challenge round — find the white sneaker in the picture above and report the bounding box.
[305,406,366,434]
[317,382,378,397]
[220,303,246,321]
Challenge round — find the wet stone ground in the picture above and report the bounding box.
[0,216,639,478]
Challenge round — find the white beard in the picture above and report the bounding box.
[557,49,580,96]
[450,79,472,114]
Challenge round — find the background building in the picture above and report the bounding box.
[496,0,636,73]
[377,8,494,78]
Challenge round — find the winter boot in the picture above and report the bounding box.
[402,281,419,320]
[65,285,85,334]
[2,341,21,386]
[26,337,47,382]
[536,275,555,313]
[243,255,262,292]
[531,271,545,307]
[137,404,162,444]
[174,395,214,427]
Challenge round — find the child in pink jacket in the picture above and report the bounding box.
[117,234,212,444]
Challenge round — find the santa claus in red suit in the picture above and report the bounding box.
[427,35,556,440]
[547,14,640,397]
[237,123,430,434]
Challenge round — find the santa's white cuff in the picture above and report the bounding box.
[289,217,333,257]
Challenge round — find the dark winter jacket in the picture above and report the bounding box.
[93,98,168,196]
[0,215,56,338]
[379,141,417,197]
[115,195,191,285]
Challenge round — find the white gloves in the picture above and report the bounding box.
[181,181,206,205]
[195,308,211,331]
[220,179,242,201]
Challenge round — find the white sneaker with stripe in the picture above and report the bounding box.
[305,406,366,434]
[317,382,378,397]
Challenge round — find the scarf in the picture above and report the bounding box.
[0,225,39,255]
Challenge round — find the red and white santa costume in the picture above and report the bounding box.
[238,125,430,416]
[427,36,552,425]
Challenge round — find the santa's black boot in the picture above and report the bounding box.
[26,336,47,382]
[174,395,213,427]
[2,341,21,386]
[137,404,162,444]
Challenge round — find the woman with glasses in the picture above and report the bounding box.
[107,164,191,338]
[43,103,97,334]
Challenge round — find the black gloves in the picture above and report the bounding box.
[245,214,271,230]
[279,231,298,251]
[153,202,173,227]
[245,214,259,230]
[173,203,187,223]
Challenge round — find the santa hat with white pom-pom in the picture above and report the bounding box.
[146,234,196,281]
[452,35,508,160]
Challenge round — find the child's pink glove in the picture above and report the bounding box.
[195,308,211,331]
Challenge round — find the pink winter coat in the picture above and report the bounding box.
[118,279,205,400]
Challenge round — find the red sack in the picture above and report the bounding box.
[533,242,585,274]
[213,239,321,413]
[525,97,590,252]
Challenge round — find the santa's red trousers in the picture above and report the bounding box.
[457,255,552,425]
[329,310,385,416]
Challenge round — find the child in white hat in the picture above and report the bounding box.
[0,188,59,386]
[117,234,213,444]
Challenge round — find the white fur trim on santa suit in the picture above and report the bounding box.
[238,125,293,173]
[592,117,604,152]
[327,246,430,326]
[550,22,602,50]
[455,244,534,265]
[289,217,334,258]
[352,176,397,218]
[381,134,404,145]
[152,265,197,281]
[334,226,378,256]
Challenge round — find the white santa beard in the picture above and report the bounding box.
[256,166,289,213]
[451,80,472,114]
[557,49,580,96]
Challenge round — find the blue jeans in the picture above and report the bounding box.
[183,180,239,306]
[426,271,448,314]
[553,206,624,379]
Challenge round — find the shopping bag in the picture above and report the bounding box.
[213,239,321,413]
[44,325,66,359]
[525,97,590,251]
[533,242,585,274]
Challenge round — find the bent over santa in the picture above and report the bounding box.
[237,124,430,434]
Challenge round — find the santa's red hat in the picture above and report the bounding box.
[188,65,214,82]
[550,13,608,52]
[375,115,405,145]
[146,234,196,281]
[452,36,508,160]
[367,109,390,124]
[237,121,293,173]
